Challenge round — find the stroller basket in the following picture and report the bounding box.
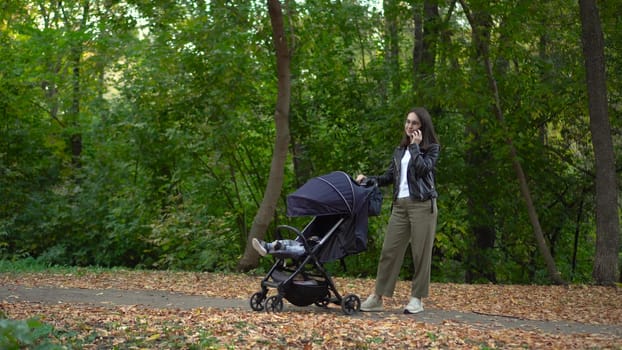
[269,269,329,307]
[284,281,329,307]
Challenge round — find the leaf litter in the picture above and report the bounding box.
[1,269,621,349]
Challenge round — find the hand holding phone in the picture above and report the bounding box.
[410,130,422,144]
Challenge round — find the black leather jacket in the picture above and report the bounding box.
[371,143,440,201]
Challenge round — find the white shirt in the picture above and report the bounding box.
[397,150,411,198]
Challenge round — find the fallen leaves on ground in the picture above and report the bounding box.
[1,269,621,349]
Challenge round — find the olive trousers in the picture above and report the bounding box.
[374,197,437,299]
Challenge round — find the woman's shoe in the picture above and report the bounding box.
[360,294,384,312]
[403,297,423,314]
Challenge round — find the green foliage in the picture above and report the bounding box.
[0,317,63,350]
[0,0,619,284]
[147,203,241,271]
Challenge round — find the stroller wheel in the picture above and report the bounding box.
[264,295,284,312]
[250,292,266,311]
[341,294,361,315]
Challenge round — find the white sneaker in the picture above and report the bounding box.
[404,297,423,314]
[360,294,383,312]
[252,238,268,256]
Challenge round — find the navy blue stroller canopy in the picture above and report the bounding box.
[286,171,381,261]
[287,171,377,217]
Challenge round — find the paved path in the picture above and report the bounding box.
[1,285,620,337]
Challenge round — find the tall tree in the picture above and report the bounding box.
[237,0,292,271]
[458,2,501,283]
[412,0,440,85]
[578,0,620,285]
[62,0,90,169]
[459,0,565,284]
[384,0,401,99]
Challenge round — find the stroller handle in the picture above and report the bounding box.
[359,177,377,187]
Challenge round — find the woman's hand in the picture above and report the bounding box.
[355,174,367,184]
[410,129,422,144]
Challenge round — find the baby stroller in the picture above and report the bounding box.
[249,171,382,315]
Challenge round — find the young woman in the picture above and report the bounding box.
[356,107,440,314]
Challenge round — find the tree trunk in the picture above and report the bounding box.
[237,0,291,272]
[459,0,566,284]
[64,1,90,170]
[460,6,499,284]
[578,0,620,285]
[70,48,82,169]
[413,1,439,82]
[384,0,400,98]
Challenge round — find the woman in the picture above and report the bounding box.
[356,107,440,314]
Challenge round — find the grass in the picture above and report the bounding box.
[0,257,75,273]
[0,257,137,274]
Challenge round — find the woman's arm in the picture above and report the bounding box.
[372,157,396,187]
[409,143,439,175]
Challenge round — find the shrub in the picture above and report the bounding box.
[0,317,63,350]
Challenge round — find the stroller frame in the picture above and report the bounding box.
[249,216,361,315]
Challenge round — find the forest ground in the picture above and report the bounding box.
[1,269,621,349]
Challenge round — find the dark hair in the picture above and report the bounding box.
[399,107,440,149]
